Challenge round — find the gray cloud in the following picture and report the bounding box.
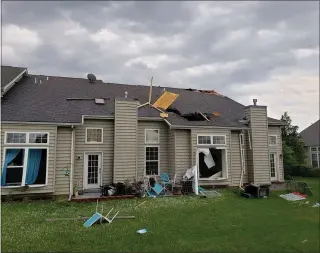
[2,1,319,129]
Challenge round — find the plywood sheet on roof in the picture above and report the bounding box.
[153,91,179,110]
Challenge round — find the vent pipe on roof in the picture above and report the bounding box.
[87,73,96,83]
[34,78,37,84]
[125,91,128,99]
[253,99,257,106]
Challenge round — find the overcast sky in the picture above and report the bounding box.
[2,1,319,130]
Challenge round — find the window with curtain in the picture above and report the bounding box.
[145,146,159,175]
[86,128,103,143]
[1,148,47,186]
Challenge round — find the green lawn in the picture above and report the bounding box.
[2,178,319,253]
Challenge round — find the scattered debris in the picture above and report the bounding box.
[312,203,320,208]
[279,192,307,201]
[83,200,120,228]
[137,228,147,234]
[46,216,135,222]
[135,200,147,208]
[153,91,179,110]
[301,239,308,244]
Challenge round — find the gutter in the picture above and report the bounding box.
[68,125,75,201]
[168,124,249,130]
[1,69,27,96]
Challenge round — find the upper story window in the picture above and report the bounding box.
[268,135,277,145]
[311,147,318,152]
[197,135,226,145]
[5,132,49,145]
[6,133,26,144]
[145,129,159,144]
[86,128,103,143]
[29,133,48,144]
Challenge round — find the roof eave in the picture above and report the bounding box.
[1,68,27,96]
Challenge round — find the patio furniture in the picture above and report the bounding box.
[160,173,176,191]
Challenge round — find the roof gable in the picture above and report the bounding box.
[300,120,320,146]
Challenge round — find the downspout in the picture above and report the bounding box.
[68,125,75,201]
[239,133,244,190]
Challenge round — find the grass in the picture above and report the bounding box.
[2,178,319,253]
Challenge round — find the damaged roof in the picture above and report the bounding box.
[1,66,285,127]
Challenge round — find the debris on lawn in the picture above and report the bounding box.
[137,228,147,234]
[46,216,135,222]
[135,200,147,208]
[279,192,307,201]
[240,183,270,198]
[301,239,308,244]
[198,187,221,198]
[312,203,320,208]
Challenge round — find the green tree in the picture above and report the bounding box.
[280,112,308,167]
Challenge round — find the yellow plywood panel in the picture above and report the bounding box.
[153,91,179,110]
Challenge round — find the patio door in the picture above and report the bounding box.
[84,153,102,189]
[269,152,278,181]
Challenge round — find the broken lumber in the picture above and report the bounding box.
[46,216,135,222]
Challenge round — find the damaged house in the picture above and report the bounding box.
[1,65,286,198]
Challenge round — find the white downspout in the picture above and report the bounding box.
[68,126,75,201]
[239,133,244,190]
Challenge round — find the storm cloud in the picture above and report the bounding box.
[2,1,319,130]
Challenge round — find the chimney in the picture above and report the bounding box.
[244,102,269,185]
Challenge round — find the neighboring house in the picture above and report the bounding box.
[300,120,320,168]
[1,65,286,198]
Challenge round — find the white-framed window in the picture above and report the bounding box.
[197,135,226,145]
[311,153,319,168]
[268,135,277,145]
[240,134,244,146]
[145,129,159,144]
[1,147,48,187]
[145,146,159,176]
[85,128,103,143]
[5,132,49,145]
[311,147,318,152]
[198,136,211,144]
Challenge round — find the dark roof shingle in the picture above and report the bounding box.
[300,120,320,146]
[1,66,26,88]
[1,68,285,127]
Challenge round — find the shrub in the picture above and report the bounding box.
[284,165,320,178]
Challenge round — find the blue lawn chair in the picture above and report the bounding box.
[147,182,165,197]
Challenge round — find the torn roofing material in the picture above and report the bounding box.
[1,67,286,127]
